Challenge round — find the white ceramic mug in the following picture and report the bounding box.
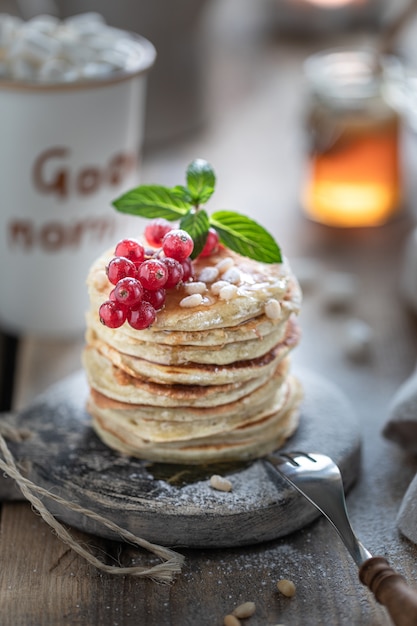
[0,33,156,337]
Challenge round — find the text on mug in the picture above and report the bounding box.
[32,146,138,199]
[8,217,117,252]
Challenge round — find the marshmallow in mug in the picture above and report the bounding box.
[0,12,145,83]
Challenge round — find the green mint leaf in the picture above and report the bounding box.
[186,159,216,205]
[113,185,191,220]
[210,211,282,263]
[171,185,193,203]
[180,209,210,259]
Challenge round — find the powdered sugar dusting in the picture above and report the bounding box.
[148,461,290,514]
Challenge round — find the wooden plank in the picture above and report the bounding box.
[0,502,392,625]
[0,502,103,626]
[0,502,174,626]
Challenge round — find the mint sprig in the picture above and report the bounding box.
[210,211,281,263]
[179,209,210,259]
[113,185,190,220]
[186,158,216,205]
[112,159,282,264]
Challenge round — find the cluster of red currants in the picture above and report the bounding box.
[99,219,219,330]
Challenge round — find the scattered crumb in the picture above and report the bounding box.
[209,474,233,492]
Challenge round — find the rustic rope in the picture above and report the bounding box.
[0,423,184,583]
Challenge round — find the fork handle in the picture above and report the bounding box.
[359,556,417,626]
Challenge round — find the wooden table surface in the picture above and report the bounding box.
[3,3,417,624]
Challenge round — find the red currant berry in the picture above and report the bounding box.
[161,257,184,288]
[113,277,143,308]
[99,300,127,328]
[128,301,156,330]
[108,288,128,310]
[114,239,145,265]
[143,287,166,310]
[180,257,194,282]
[144,218,173,247]
[162,229,194,261]
[106,256,136,285]
[199,228,220,258]
[137,259,168,290]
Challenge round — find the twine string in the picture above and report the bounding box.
[0,423,184,583]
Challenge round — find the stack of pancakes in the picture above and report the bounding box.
[83,245,303,464]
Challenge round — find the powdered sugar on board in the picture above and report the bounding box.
[0,368,360,548]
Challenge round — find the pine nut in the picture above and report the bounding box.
[219,284,238,301]
[198,267,219,283]
[222,267,241,284]
[94,269,109,290]
[183,281,207,295]
[209,474,233,492]
[223,615,240,626]
[265,298,281,320]
[179,293,203,308]
[211,280,229,294]
[277,579,296,597]
[232,601,256,618]
[216,257,234,273]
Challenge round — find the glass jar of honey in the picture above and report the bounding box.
[301,48,401,228]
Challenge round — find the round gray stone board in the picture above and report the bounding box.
[0,367,361,548]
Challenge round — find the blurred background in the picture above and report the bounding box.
[2,0,416,150]
[2,0,417,407]
[5,5,417,622]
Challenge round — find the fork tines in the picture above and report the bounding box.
[267,451,319,467]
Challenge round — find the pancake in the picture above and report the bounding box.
[89,376,303,463]
[88,306,291,348]
[83,238,303,463]
[87,247,302,332]
[87,312,292,366]
[86,370,295,441]
[86,314,299,384]
[86,305,293,351]
[86,327,287,386]
[83,347,290,409]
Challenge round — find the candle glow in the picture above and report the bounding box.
[303,122,401,227]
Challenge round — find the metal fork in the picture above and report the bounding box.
[265,451,417,626]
